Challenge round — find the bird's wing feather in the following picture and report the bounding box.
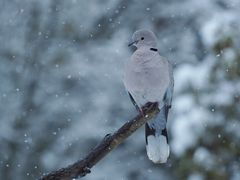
[163,59,174,108]
[128,92,141,112]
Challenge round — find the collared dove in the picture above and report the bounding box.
[123,29,174,163]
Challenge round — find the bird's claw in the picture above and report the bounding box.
[142,102,158,113]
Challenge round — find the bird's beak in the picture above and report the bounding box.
[128,40,138,47]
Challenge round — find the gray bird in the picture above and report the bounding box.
[123,29,174,163]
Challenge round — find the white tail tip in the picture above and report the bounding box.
[146,135,170,163]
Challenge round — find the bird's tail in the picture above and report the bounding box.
[145,105,170,163]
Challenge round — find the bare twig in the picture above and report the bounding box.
[40,102,159,180]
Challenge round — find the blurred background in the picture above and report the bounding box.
[0,0,240,179]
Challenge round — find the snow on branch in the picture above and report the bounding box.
[40,102,159,180]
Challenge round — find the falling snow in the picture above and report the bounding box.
[0,0,240,180]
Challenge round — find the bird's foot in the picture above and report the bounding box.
[142,102,158,113]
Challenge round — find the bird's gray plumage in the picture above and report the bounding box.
[123,29,174,163]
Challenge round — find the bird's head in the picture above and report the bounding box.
[128,29,158,49]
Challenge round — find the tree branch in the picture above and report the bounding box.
[40,102,159,180]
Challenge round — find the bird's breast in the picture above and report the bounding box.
[124,60,170,93]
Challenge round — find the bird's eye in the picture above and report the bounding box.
[141,37,144,40]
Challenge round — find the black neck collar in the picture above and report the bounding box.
[150,48,158,51]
